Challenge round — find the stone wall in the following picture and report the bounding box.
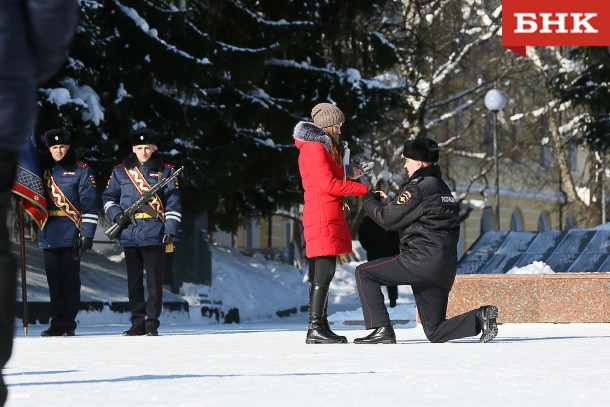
[445,273,610,323]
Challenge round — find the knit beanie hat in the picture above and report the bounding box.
[43,129,71,147]
[402,137,440,163]
[311,103,345,128]
[131,128,157,146]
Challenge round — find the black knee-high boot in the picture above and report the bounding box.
[306,283,347,344]
[322,295,347,342]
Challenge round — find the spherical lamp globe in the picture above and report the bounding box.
[484,89,506,112]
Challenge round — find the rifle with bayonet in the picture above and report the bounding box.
[104,166,184,241]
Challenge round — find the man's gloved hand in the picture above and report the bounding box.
[81,236,93,252]
[114,212,130,227]
[162,233,175,244]
[360,161,375,176]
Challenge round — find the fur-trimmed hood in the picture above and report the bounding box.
[293,121,332,153]
[123,151,163,170]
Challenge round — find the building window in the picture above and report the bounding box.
[567,143,578,174]
[538,211,551,231]
[243,217,260,248]
[284,219,291,248]
[244,220,252,248]
[510,208,524,231]
[481,206,494,233]
[564,213,576,230]
[541,137,551,169]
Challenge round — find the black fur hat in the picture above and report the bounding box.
[402,137,439,163]
[43,129,71,147]
[131,128,157,146]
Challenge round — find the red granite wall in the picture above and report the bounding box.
[444,273,610,323]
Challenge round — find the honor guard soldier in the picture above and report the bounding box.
[102,128,182,336]
[38,129,99,337]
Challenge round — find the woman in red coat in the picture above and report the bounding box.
[293,103,369,344]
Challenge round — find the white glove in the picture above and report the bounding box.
[360,161,375,176]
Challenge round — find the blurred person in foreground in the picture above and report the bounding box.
[293,103,369,344]
[0,0,78,404]
[353,137,499,344]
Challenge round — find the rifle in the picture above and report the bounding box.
[105,166,184,241]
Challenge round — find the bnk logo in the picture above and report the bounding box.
[502,0,610,56]
[514,13,598,34]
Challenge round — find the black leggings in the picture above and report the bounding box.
[309,256,336,286]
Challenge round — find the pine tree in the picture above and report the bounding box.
[36,0,404,233]
[555,47,610,153]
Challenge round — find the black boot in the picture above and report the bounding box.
[306,284,347,344]
[146,327,158,336]
[64,321,77,336]
[354,326,396,344]
[321,296,347,343]
[477,305,499,343]
[145,320,160,336]
[41,325,65,337]
[122,326,146,336]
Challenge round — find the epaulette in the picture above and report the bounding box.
[77,161,89,168]
[114,163,125,168]
[410,177,424,184]
[163,163,175,169]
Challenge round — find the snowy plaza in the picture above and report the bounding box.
[5,322,610,406]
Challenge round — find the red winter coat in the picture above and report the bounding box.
[293,121,368,258]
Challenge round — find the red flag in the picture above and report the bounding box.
[11,135,48,229]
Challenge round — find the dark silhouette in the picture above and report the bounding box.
[358,193,400,307]
[0,1,78,404]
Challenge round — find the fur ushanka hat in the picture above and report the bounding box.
[402,137,440,163]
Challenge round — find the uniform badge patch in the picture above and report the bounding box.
[396,190,412,205]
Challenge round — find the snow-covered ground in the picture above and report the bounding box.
[6,236,610,406]
[5,322,610,406]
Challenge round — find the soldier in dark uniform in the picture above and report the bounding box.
[38,129,99,336]
[354,137,499,344]
[102,128,182,336]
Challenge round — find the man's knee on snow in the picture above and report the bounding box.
[422,322,447,343]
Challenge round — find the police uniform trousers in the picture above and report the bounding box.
[124,245,164,330]
[43,247,81,331]
[356,256,480,343]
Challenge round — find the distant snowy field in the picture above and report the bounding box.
[5,322,610,406]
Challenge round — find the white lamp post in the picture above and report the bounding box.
[484,89,506,230]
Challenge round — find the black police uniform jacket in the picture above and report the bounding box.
[102,152,181,247]
[362,164,460,290]
[37,149,99,249]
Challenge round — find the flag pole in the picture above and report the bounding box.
[18,199,28,336]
